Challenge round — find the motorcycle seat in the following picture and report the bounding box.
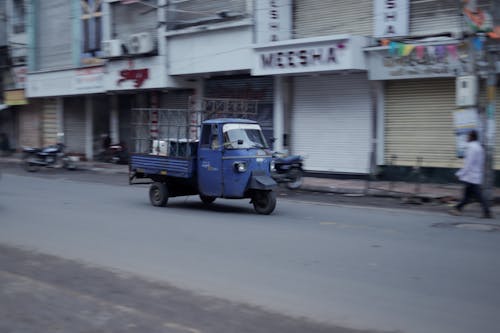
[22,147,40,153]
[274,155,301,164]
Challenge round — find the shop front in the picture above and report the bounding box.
[364,40,500,179]
[253,35,372,174]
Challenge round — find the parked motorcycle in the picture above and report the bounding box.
[98,142,129,164]
[22,143,77,172]
[271,152,304,189]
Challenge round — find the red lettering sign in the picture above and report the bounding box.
[117,68,149,88]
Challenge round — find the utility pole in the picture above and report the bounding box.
[483,42,497,201]
[463,0,497,200]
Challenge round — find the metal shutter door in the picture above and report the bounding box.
[291,73,372,173]
[410,0,491,37]
[19,103,41,148]
[294,0,372,38]
[36,0,72,70]
[63,97,86,154]
[385,79,460,168]
[42,98,58,147]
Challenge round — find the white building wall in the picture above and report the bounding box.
[167,25,254,75]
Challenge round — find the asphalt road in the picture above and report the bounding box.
[1,167,500,333]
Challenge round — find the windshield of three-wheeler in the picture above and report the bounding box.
[223,123,269,149]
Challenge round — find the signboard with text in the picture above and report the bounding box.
[255,0,292,44]
[253,36,367,76]
[374,0,409,38]
[366,44,472,80]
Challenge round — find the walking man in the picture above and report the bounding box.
[450,130,492,218]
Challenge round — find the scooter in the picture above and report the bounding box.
[271,152,304,189]
[22,143,77,172]
[99,142,129,164]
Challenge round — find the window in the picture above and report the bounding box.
[200,125,212,147]
[12,0,25,34]
[222,123,268,149]
[81,0,102,56]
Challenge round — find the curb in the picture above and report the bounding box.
[300,184,460,202]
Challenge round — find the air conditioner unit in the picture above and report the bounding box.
[101,39,123,58]
[128,32,154,55]
[456,76,477,107]
[11,56,26,66]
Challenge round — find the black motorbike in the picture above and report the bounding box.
[22,143,77,172]
[271,152,304,189]
[98,142,129,164]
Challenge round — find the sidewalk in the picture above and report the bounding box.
[3,155,500,203]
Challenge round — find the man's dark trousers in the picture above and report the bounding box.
[456,182,491,217]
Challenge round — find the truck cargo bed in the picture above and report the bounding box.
[130,154,195,179]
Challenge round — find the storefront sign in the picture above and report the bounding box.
[253,36,367,75]
[12,66,27,89]
[374,0,409,38]
[74,66,104,90]
[4,89,27,105]
[366,43,472,80]
[255,0,292,43]
[117,68,149,88]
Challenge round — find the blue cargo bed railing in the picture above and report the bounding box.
[130,154,195,179]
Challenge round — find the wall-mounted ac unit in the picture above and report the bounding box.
[456,76,477,107]
[11,56,26,66]
[128,32,154,55]
[101,39,123,58]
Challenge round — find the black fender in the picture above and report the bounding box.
[248,171,277,190]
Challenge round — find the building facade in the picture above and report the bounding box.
[6,0,499,182]
[365,0,500,181]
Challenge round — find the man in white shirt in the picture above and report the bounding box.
[450,130,492,218]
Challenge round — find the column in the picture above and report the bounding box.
[110,94,119,144]
[56,97,64,143]
[273,76,285,152]
[85,96,93,160]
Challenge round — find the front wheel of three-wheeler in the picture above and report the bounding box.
[149,182,168,207]
[252,190,276,215]
[199,195,216,205]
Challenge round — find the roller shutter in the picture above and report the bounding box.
[410,0,491,37]
[294,0,372,38]
[384,79,461,168]
[36,0,72,70]
[18,102,41,148]
[42,98,58,147]
[64,97,86,154]
[291,73,371,173]
[204,76,274,143]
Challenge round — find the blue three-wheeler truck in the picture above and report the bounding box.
[129,109,277,215]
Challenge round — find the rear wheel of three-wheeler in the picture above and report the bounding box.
[252,190,276,215]
[149,182,168,207]
[199,195,216,205]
